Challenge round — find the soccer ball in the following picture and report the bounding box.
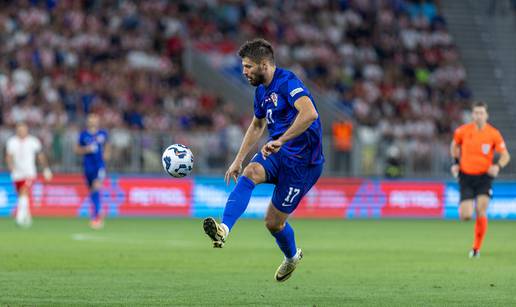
[162,144,194,178]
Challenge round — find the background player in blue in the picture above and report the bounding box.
[203,38,324,282]
[75,113,110,229]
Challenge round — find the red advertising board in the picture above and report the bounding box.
[117,178,192,216]
[30,174,88,216]
[26,174,192,217]
[380,181,444,217]
[17,174,444,218]
[293,178,363,218]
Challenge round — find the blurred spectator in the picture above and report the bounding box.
[0,0,247,172]
[0,0,471,175]
[187,0,472,175]
[384,144,404,178]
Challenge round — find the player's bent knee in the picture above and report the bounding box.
[91,180,102,191]
[265,220,284,233]
[459,200,474,221]
[460,215,472,221]
[459,211,473,221]
[18,187,30,196]
[459,209,473,221]
[264,213,284,232]
[243,163,265,184]
[476,209,488,217]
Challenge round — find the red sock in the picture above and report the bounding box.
[473,216,488,251]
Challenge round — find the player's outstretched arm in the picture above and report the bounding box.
[103,142,111,162]
[75,144,94,155]
[450,140,460,178]
[450,140,460,159]
[278,96,318,143]
[262,96,318,157]
[5,152,13,174]
[498,150,511,168]
[37,152,53,181]
[488,149,510,177]
[225,116,266,184]
[487,130,510,177]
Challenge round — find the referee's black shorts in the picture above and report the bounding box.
[458,171,494,201]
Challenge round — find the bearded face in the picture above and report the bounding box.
[242,57,267,87]
[472,106,488,127]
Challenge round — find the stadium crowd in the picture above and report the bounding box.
[0,0,247,171]
[0,0,471,175]
[187,0,472,174]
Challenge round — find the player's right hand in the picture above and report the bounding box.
[451,164,459,178]
[225,161,242,185]
[88,144,97,153]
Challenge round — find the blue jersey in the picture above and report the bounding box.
[254,68,324,165]
[78,129,108,171]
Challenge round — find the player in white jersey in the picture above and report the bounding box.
[5,122,53,227]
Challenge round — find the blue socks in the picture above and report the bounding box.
[90,190,101,219]
[271,222,297,259]
[221,175,296,259]
[222,176,255,231]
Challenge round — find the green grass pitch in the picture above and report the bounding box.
[1,218,515,306]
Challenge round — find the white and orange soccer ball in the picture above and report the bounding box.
[161,144,194,178]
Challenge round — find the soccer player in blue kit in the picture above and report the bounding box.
[75,113,110,229]
[203,39,324,282]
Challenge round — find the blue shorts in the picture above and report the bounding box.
[84,167,106,188]
[251,152,323,214]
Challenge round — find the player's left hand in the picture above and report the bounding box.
[261,140,283,159]
[487,164,500,177]
[43,168,53,181]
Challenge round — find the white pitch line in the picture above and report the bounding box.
[71,233,109,241]
[71,233,202,247]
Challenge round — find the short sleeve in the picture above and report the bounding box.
[286,78,309,107]
[453,126,464,145]
[494,130,507,153]
[78,132,86,146]
[254,89,265,119]
[32,137,42,153]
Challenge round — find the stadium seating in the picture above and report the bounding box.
[189,0,472,175]
[0,1,247,172]
[0,1,471,175]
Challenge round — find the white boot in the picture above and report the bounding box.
[203,217,228,248]
[275,248,303,282]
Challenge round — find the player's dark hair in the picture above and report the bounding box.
[473,101,488,111]
[238,38,274,64]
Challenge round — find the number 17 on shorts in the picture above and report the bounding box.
[282,187,301,207]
